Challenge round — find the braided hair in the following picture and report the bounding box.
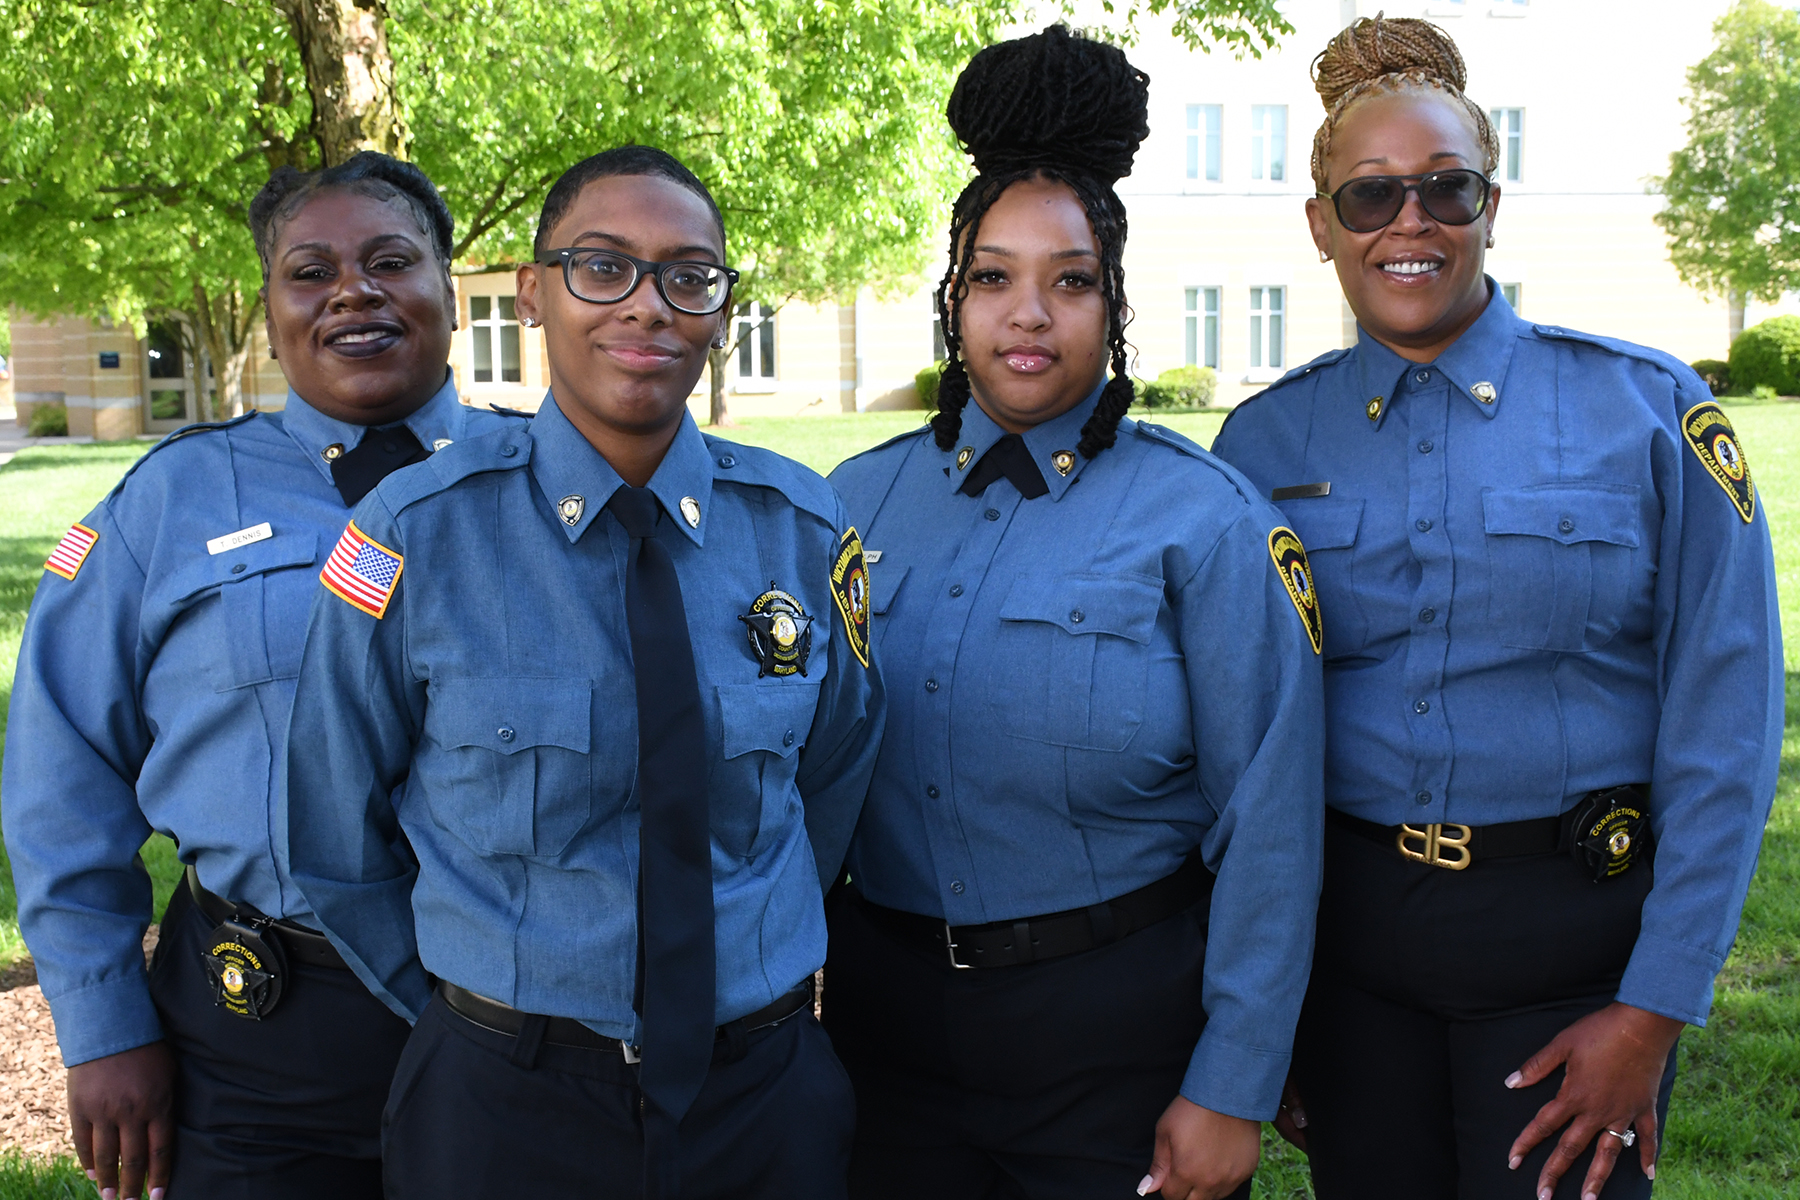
[249,152,455,280]
[930,26,1149,460]
[1309,15,1499,192]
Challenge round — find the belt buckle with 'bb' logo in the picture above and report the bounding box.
[1396,823,1472,870]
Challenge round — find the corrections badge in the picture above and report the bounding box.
[831,527,872,669]
[201,917,286,1019]
[1268,526,1323,655]
[1570,787,1649,883]
[45,522,99,581]
[741,585,814,677]
[1682,401,1755,523]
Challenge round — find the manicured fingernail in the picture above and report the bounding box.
[1510,1156,1522,1170]
[1506,1071,1524,1088]
[1647,1165,1656,1180]
[1538,1189,1551,1200]
[1585,1192,1598,1200]
[1137,1176,1155,1196]
[85,1172,96,1182]
[152,1190,166,1200]
[101,1190,116,1200]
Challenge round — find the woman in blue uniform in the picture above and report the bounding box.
[824,28,1324,1200]
[1,153,516,1200]
[1211,16,1782,1200]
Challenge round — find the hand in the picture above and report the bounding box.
[1272,1074,1309,1152]
[1506,1002,1683,1200]
[1138,1095,1260,1199]
[66,1041,177,1200]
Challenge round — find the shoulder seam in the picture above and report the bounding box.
[108,411,260,499]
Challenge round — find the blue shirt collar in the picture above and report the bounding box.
[945,381,1105,502]
[1356,279,1522,431]
[527,392,713,547]
[280,372,471,484]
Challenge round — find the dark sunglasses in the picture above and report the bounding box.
[1318,169,1492,234]
[540,248,740,315]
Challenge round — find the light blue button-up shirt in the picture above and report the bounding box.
[1211,286,1783,1027]
[827,389,1324,1121]
[2,378,512,1067]
[284,396,885,1039]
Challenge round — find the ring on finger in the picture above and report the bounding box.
[1603,1127,1636,1147]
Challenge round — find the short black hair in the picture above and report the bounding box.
[249,152,455,280]
[532,145,726,260]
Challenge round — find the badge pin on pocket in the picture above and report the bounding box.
[201,916,287,1019]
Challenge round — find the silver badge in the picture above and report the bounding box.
[558,495,585,526]
[1470,381,1497,404]
[680,496,701,528]
[956,446,974,471]
[321,443,344,461]
[1051,450,1076,477]
[432,438,453,451]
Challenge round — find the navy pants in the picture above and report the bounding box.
[147,882,411,1199]
[1296,819,1678,1200]
[824,889,1251,1200]
[380,989,855,1198]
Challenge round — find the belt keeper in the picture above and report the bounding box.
[1010,921,1035,964]
[1086,902,1118,947]
[722,1017,749,1064]
[509,1012,549,1070]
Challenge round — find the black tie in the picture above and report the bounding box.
[608,485,714,1200]
[959,433,1049,499]
[331,426,431,507]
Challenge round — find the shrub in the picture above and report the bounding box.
[1728,316,1800,396]
[1752,383,1779,400]
[27,402,67,437]
[914,361,946,410]
[1690,358,1732,396]
[1134,365,1218,410]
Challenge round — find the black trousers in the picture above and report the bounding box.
[1295,819,1678,1200]
[146,881,412,1199]
[823,890,1250,1200]
[380,988,855,1198]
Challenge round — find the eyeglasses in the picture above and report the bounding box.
[540,248,739,315]
[1318,169,1492,234]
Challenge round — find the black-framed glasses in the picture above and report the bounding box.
[1318,169,1492,234]
[541,248,739,315]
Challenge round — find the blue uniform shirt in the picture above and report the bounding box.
[827,389,1324,1120]
[2,378,512,1067]
[284,396,885,1038]
[1211,287,1783,1027]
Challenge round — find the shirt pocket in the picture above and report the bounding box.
[170,533,320,691]
[869,564,909,653]
[1482,484,1643,652]
[995,572,1162,752]
[421,678,593,857]
[715,681,821,859]
[1276,499,1367,656]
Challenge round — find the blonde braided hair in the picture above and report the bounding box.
[1309,14,1499,193]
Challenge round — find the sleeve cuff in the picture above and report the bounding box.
[44,975,164,1068]
[1616,930,1723,1028]
[1178,1028,1291,1121]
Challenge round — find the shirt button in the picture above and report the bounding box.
[950,880,965,894]
[717,454,736,468]
[1419,607,1436,623]
[925,679,940,693]
[949,584,964,597]
[1415,518,1432,532]
[499,444,518,458]
[497,726,516,742]
[230,563,247,575]
[1559,518,1575,533]
[1414,700,1430,714]
[985,508,1000,521]
[1418,440,1433,454]
[1069,608,1085,624]
[1416,790,1433,806]
[782,729,795,747]
[1414,370,1431,384]
[926,784,940,798]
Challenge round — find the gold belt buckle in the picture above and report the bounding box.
[1396,823,1472,870]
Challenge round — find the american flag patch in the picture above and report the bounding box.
[320,521,405,619]
[45,522,99,581]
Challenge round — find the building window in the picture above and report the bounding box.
[1250,106,1287,182]
[470,295,521,383]
[1186,104,1222,182]
[1249,286,1285,370]
[145,322,188,422]
[1501,282,1522,313]
[1490,108,1524,181]
[736,302,776,380]
[1185,287,1220,369]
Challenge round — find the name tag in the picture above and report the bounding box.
[1271,482,1331,501]
[207,522,273,556]
[864,550,882,564]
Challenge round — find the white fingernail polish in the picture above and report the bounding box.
[1509,1156,1521,1170]
[1137,1175,1155,1196]
[1506,1071,1524,1088]
[1647,1165,1656,1180]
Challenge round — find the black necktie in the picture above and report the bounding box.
[608,485,714,1200]
[331,426,431,507]
[959,433,1049,499]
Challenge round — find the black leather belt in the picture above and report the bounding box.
[185,865,347,969]
[1327,806,1570,867]
[440,978,815,1061]
[859,849,1216,970]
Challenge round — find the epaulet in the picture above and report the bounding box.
[1130,419,1210,461]
[109,411,260,497]
[1529,324,1691,379]
[1217,347,1354,440]
[833,421,933,467]
[704,435,839,526]
[377,425,532,515]
[484,403,534,419]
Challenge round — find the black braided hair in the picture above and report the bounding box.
[931,25,1150,459]
[249,152,455,280]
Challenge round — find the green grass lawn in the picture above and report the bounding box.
[0,404,1791,1198]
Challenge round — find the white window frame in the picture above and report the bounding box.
[1250,105,1288,184]
[1247,286,1285,381]
[1489,0,1528,17]
[733,301,778,392]
[1489,108,1524,182]
[469,293,523,385]
[1424,0,1466,15]
[1185,104,1222,183]
[1500,282,1522,313]
[1185,286,1220,369]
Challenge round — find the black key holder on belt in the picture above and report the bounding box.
[1569,785,1650,884]
[200,907,287,1020]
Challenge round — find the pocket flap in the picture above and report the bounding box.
[1277,498,1363,551]
[1482,485,1641,548]
[998,573,1163,643]
[718,681,822,759]
[428,678,593,755]
[870,564,909,616]
[173,532,320,601]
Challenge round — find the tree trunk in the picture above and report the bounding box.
[708,345,733,427]
[276,0,409,165]
[189,279,262,419]
[1728,289,1746,346]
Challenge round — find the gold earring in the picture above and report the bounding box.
[1486,235,1495,249]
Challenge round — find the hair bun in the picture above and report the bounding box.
[946,25,1150,183]
[1311,15,1467,112]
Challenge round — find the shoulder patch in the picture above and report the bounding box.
[830,527,872,669]
[1268,526,1323,655]
[1681,401,1755,523]
[321,521,404,618]
[45,522,99,581]
[704,436,839,527]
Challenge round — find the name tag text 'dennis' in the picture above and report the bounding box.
[207,522,274,556]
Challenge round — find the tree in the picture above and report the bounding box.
[1656,0,1800,328]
